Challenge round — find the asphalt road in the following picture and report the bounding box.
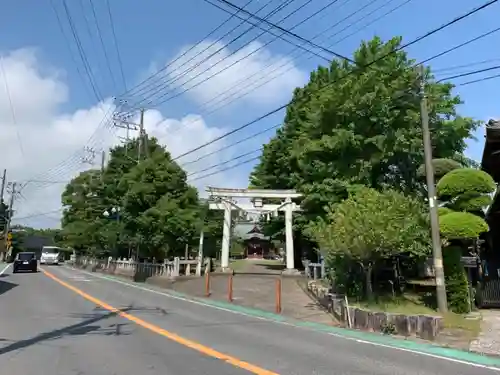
[0,264,498,375]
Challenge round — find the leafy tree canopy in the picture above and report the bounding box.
[440,212,488,240]
[437,168,495,201]
[306,187,431,262]
[60,136,218,259]
[416,158,462,180]
[251,36,479,231]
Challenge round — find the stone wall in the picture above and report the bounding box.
[307,280,443,340]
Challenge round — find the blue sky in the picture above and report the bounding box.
[1,0,499,227]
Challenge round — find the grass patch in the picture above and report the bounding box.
[229,259,250,271]
[350,293,481,337]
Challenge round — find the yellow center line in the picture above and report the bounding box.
[42,268,279,375]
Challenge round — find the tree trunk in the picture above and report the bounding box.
[364,262,374,301]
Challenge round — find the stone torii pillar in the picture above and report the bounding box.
[207,187,302,274]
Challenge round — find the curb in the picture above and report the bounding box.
[65,266,500,369]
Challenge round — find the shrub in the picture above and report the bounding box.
[437,168,495,200]
[443,246,470,313]
[439,212,488,240]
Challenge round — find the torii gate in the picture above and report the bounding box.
[207,187,302,274]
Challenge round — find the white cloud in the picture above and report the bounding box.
[162,40,307,108]
[1,49,249,229]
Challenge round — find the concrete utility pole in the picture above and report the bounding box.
[419,65,448,313]
[138,108,146,162]
[3,182,16,260]
[100,150,106,182]
[0,169,6,203]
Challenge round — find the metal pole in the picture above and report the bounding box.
[0,169,6,203]
[419,65,448,313]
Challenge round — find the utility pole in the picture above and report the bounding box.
[419,65,448,313]
[3,182,16,261]
[138,108,145,162]
[112,111,139,156]
[0,169,6,203]
[101,151,106,174]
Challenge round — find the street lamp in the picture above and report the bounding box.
[103,206,121,257]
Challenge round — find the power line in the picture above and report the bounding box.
[0,56,25,159]
[458,72,500,86]
[51,0,95,101]
[182,123,280,166]
[145,0,407,140]
[206,0,354,62]
[88,0,118,91]
[105,0,127,91]
[61,0,103,101]
[419,25,500,66]
[200,0,413,115]
[187,148,262,176]
[37,0,350,185]
[184,17,500,177]
[132,0,339,111]
[172,0,498,162]
[433,57,500,73]
[143,0,351,112]
[188,156,260,182]
[124,0,262,101]
[124,0,308,112]
[437,65,500,82]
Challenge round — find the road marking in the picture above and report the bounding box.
[41,268,279,375]
[0,263,11,275]
[62,266,500,372]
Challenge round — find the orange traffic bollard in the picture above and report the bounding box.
[228,273,233,302]
[205,271,211,297]
[275,278,282,314]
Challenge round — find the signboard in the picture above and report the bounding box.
[461,256,478,268]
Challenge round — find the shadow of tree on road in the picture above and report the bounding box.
[0,306,142,356]
[0,278,18,296]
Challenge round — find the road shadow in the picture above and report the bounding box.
[0,306,140,356]
[0,279,17,296]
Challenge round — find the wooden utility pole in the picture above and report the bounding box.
[419,65,448,313]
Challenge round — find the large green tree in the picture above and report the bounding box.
[60,169,107,255]
[307,187,430,299]
[118,146,201,259]
[60,136,212,259]
[251,36,479,228]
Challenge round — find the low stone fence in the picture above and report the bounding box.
[307,280,443,340]
[73,257,211,281]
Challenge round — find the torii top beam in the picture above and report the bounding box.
[206,187,302,199]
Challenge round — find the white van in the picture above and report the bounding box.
[40,246,62,265]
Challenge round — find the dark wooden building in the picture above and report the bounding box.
[478,119,500,306]
[233,222,272,259]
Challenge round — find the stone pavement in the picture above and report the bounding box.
[150,260,337,326]
[470,310,500,356]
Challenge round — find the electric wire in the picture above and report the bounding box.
[124,0,307,112]
[89,0,118,90]
[106,0,127,91]
[171,0,499,162]
[205,0,354,62]
[128,0,343,112]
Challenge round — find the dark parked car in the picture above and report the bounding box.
[13,252,38,273]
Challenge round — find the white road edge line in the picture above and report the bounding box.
[58,266,500,372]
[0,263,11,276]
